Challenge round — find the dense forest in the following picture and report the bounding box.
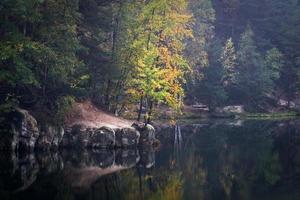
[1,0,300,123]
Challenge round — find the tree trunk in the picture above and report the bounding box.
[105,79,111,110]
[146,100,153,124]
[23,23,27,36]
[42,65,48,98]
[146,8,155,50]
[137,96,143,121]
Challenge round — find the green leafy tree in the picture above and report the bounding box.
[0,0,81,119]
[265,0,300,105]
[198,40,227,110]
[184,0,216,104]
[185,0,216,76]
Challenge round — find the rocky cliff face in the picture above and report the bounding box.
[61,123,156,149]
[4,108,157,152]
[36,126,64,151]
[0,108,40,152]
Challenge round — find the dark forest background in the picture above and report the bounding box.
[0,0,299,123]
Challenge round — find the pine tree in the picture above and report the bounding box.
[263,48,283,87]
[200,39,228,110]
[265,0,300,104]
[186,0,216,79]
[236,25,265,106]
[220,38,237,87]
[184,0,216,104]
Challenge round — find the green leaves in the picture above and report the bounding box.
[0,0,82,119]
[264,48,283,80]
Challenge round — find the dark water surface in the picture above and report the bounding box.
[1,119,300,200]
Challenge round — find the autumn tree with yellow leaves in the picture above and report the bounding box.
[125,0,192,122]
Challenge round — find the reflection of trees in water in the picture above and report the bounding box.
[173,125,183,168]
[67,120,300,200]
[172,120,300,200]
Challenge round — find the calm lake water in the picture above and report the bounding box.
[1,119,300,200]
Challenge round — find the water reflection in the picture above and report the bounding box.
[0,120,300,200]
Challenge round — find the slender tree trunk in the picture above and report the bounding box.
[105,79,111,110]
[111,16,118,61]
[146,8,155,50]
[23,23,27,36]
[113,68,129,114]
[146,100,153,124]
[43,66,48,98]
[137,8,155,122]
[137,96,143,121]
[287,66,292,109]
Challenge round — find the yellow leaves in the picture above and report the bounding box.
[159,46,171,68]
[15,43,24,52]
[124,0,191,112]
[126,88,141,101]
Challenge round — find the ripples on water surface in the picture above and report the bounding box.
[1,119,300,200]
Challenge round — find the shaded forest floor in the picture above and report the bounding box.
[65,101,132,128]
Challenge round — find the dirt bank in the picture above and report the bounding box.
[65,101,133,128]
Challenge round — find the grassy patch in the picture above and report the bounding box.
[241,111,299,120]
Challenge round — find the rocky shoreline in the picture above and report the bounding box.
[0,108,158,152]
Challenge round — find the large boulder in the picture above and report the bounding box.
[16,108,39,151]
[36,126,64,151]
[0,123,19,151]
[83,128,96,148]
[115,127,140,147]
[52,127,64,148]
[89,126,115,149]
[132,123,156,145]
[61,124,86,148]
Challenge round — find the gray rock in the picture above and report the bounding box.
[90,126,115,149]
[16,108,39,151]
[131,122,145,131]
[36,126,64,151]
[61,124,86,148]
[115,127,140,147]
[0,124,20,151]
[139,124,156,145]
[52,127,64,148]
[216,105,244,114]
